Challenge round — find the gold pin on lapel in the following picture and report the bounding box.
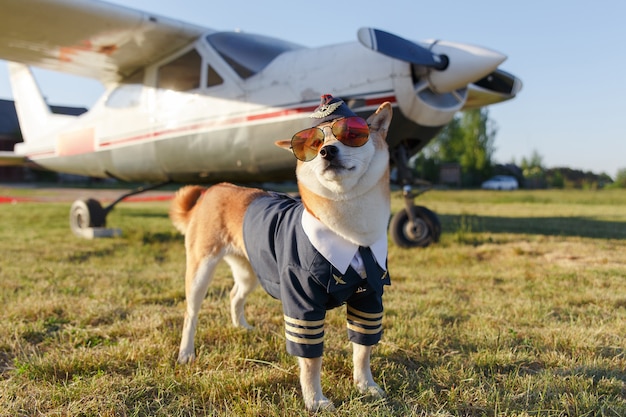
[333,274,347,285]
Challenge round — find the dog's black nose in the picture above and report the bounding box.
[319,145,338,161]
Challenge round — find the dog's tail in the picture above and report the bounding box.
[169,185,206,235]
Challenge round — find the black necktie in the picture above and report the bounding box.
[358,246,384,295]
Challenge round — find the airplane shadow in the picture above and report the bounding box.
[124,211,169,219]
[120,209,624,240]
[437,214,626,240]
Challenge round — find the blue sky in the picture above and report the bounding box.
[1,0,624,178]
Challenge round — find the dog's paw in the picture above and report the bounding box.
[237,321,254,331]
[305,397,335,413]
[231,314,254,330]
[177,350,196,364]
[356,382,386,399]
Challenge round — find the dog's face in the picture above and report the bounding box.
[276,102,392,200]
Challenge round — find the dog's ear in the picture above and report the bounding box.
[274,139,292,151]
[366,102,393,134]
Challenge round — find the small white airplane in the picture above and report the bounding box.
[0,0,521,246]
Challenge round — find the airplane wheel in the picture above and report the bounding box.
[390,205,440,248]
[420,206,441,242]
[69,199,106,236]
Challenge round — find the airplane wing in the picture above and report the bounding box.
[0,0,209,84]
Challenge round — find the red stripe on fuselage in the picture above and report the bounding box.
[365,95,396,106]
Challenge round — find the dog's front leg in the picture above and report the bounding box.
[352,343,385,398]
[178,257,220,364]
[298,356,335,412]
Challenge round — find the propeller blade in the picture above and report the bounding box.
[359,27,507,94]
[358,27,447,70]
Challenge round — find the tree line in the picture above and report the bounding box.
[410,109,625,189]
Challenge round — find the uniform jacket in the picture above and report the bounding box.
[243,192,390,358]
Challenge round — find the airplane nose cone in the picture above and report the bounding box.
[425,40,507,94]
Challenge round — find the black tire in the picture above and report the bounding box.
[69,199,106,236]
[417,205,441,243]
[390,205,440,248]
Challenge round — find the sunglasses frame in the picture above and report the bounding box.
[289,116,370,162]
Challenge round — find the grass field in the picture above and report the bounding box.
[0,186,625,416]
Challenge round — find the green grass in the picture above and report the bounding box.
[1,187,625,416]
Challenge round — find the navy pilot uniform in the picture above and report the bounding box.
[243,193,390,358]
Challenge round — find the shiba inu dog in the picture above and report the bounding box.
[170,95,392,411]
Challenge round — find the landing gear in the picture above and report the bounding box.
[69,181,171,238]
[69,199,106,236]
[389,144,441,248]
[390,203,440,248]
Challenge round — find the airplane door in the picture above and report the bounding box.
[99,70,168,182]
[151,45,254,182]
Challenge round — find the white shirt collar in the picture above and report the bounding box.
[301,208,387,274]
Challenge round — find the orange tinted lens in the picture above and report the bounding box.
[291,128,324,161]
[332,117,369,147]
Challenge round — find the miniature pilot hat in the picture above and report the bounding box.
[310,94,357,126]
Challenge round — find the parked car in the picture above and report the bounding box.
[481,175,519,190]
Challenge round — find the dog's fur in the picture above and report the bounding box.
[170,102,392,411]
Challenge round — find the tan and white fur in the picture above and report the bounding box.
[170,102,392,411]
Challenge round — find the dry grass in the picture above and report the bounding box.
[0,186,625,416]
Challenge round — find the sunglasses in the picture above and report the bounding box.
[290,116,370,161]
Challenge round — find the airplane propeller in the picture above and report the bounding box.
[357,27,506,95]
[357,27,448,70]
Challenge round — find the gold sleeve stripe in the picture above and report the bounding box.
[347,323,382,335]
[285,323,324,336]
[285,333,324,345]
[347,314,383,326]
[283,315,325,328]
[347,305,383,320]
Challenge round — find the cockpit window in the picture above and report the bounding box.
[207,65,224,87]
[206,32,303,79]
[157,49,202,91]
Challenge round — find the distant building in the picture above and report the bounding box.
[439,163,461,187]
[0,99,86,182]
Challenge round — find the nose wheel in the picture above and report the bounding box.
[389,144,441,248]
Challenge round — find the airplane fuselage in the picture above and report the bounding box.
[15,33,492,183]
